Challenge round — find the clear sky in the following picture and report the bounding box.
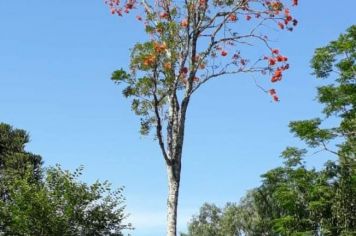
[0,1,355,235]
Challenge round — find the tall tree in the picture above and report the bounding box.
[105,0,299,234]
[299,24,356,234]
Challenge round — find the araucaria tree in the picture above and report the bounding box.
[105,0,298,235]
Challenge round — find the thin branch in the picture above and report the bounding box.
[152,70,172,166]
[191,65,265,94]
[321,141,339,156]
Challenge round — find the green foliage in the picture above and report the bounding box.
[184,203,244,236]
[0,123,131,236]
[311,47,335,79]
[187,203,223,236]
[112,69,131,85]
[281,147,306,167]
[289,119,336,148]
[311,25,355,81]
[311,25,356,118]
[111,14,184,136]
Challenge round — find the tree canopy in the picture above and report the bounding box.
[0,123,131,236]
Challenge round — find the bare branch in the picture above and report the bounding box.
[152,69,172,165]
[321,141,339,156]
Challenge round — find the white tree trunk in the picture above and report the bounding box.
[166,164,180,236]
[165,93,188,236]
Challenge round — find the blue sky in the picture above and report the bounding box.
[0,1,355,235]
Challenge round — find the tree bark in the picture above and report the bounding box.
[166,162,181,236]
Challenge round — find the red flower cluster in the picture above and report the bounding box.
[272,49,279,54]
[199,0,207,8]
[229,13,238,22]
[142,54,157,67]
[277,8,298,31]
[278,22,284,29]
[179,67,189,85]
[267,1,284,12]
[160,12,169,19]
[266,49,289,83]
[105,0,136,16]
[214,45,231,58]
[269,89,279,102]
[268,58,276,66]
[221,50,228,57]
[272,69,283,82]
[180,67,188,75]
[181,19,189,27]
[232,53,240,60]
[153,42,167,54]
